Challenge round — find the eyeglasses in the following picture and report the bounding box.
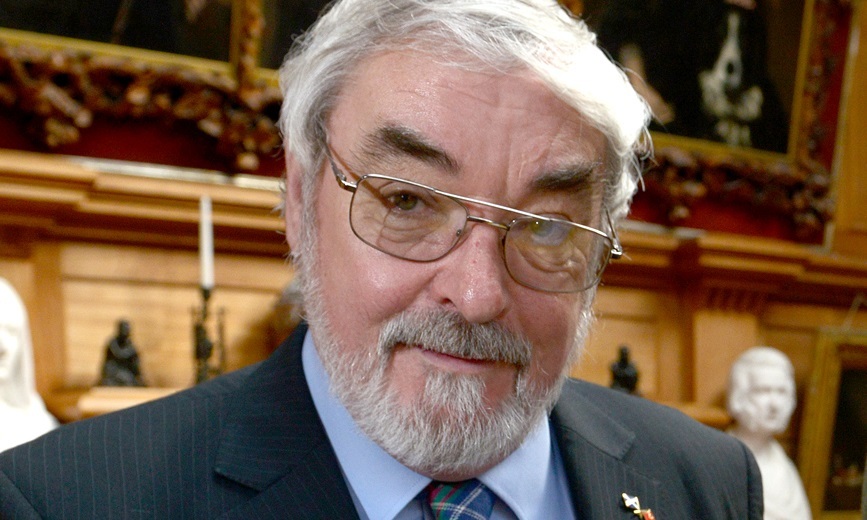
[325,144,622,293]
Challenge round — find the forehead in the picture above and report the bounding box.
[746,365,791,386]
[328,50,607,191]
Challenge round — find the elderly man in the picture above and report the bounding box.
[0,0,763,517]
[728,347,811,520]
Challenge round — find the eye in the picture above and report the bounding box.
[526,218,572,246]
[389,192,420,212]
[378,182,440,215]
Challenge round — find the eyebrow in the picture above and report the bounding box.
[360,125,459,174]
[531,161,604,194]
[359,124,602,195]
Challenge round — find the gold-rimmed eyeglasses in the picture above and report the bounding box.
[325,144,622,293]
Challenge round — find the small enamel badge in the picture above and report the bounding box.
[621,493,656,520]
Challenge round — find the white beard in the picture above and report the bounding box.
[313,306,578,476]
[293,202,592,476]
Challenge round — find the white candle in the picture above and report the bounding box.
[199,195,214,290]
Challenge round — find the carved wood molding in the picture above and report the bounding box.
[0,150,285,255]
[641,143,832,241]
[606,227,867,309]
[0,31,282,173]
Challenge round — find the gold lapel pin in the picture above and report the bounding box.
[621,493,656,520]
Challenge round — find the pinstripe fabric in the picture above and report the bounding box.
[552,380,764,518]
[0,324,357,519]
[0,323,763,519]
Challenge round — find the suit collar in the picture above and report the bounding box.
[212,326,664,518]
[214,323,359,519]
[551,380,664,519]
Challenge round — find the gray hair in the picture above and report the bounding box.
[277,0,650,222]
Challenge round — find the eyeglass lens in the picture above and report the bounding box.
[348,176,612,293]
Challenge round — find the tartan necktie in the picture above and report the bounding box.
[426,479,496,520]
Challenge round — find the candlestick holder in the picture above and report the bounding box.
[193,286,226,384]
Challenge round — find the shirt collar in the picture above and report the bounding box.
[302,330,559,520]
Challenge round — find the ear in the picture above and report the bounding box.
[283,152,305,253]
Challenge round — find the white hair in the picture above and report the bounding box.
[278,0,650,222]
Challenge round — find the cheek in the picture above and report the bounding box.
[517,295,583,382]
[314,192,430,343]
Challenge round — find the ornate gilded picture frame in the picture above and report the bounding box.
[798,329,867,519]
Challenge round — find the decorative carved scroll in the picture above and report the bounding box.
[0,36,282,172]
[641,144,832,241]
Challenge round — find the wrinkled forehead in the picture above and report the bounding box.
[333,49,607,161]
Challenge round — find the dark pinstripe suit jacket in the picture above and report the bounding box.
[0,323,763,519]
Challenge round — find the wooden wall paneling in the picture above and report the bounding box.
[655,291,693,402]
[0,150,286,257]
[0,258,35,301]
[575,287,687,400]
[830,0,867,256]
[763,302,867,336]
[691,310,759,406]
[673,234,816,406]
[62,280,286,389]
[29,242,71,418]
[59,242,293,390]
[761,300,867,405]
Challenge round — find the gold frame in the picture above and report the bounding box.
[0,0,859,241]
[797,329,867,519]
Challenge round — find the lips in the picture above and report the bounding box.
[413,345,503,374]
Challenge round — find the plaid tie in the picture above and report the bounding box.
[426,479,496,520]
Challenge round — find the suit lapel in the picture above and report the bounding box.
[213,324,360,519]
[209,327,670,518]
[218,443,359,519]
[551,381,667,519]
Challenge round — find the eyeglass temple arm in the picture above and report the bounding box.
[607,210,624,260]
[326,149,358,193]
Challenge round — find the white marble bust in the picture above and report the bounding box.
[727,346,812,520]
[0,278,57,453]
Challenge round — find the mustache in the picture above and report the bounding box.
[378,309,532,367]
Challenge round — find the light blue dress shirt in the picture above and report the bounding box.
[301,332,577,520]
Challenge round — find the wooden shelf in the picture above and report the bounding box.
[77,386,184,419]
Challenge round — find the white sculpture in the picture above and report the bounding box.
[727,346,812,520]
[0,278,57,452]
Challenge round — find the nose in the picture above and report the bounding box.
[430,223,511,324]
